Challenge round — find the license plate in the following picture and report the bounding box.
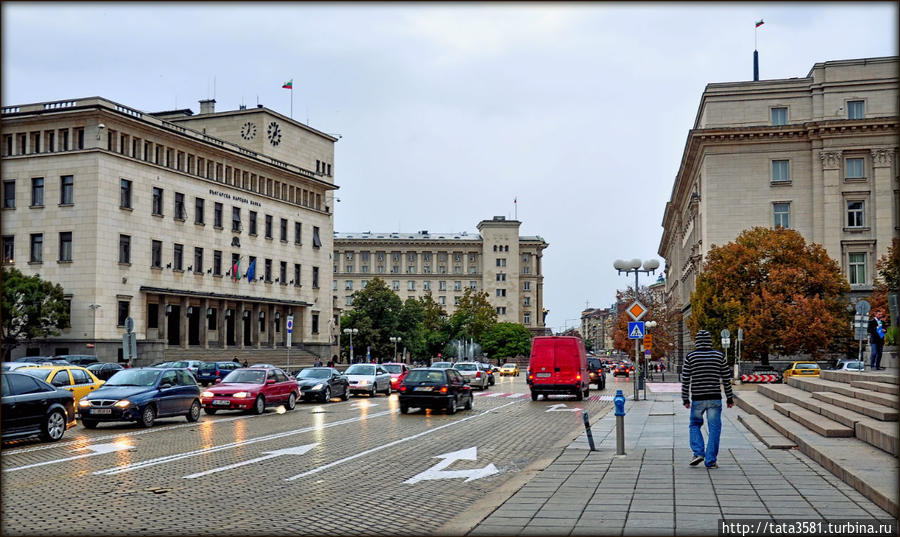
[414,386,433,391]
[537,373,551,378]
[212,400,231,406]
[90,408,112,414]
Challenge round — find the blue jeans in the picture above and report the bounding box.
[870,342,884,369]
[689,399,722,467]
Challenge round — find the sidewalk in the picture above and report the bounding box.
[468,387,897,536]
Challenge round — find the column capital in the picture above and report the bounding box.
[818,150,843,170]
[871,148,896,168]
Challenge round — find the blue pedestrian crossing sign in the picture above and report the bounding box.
[628,322,645,339]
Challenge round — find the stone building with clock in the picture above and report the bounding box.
[1,96,339,363]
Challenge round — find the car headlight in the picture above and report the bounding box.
[233,392,251,398]
[114,400,131,408]
[311,384,323,391]
[78,399,91,408]
[201,391,214,398]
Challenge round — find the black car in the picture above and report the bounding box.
[196,361,240,386]
[587,358,607,390]
[87,362,125,381]
[295,367,350,403]
[398,368,474,415]
[2,372,77,442]
[78,367,201,428]
[55,354,99,367]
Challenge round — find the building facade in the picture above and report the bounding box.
[580,307,613,352]
[334,216,549,334]
[658,56,899,353]
[1,97,338,362]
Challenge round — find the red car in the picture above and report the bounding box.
[383,362,410,390]
[200,367,299,415]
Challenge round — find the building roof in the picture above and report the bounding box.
[334,231,546,242]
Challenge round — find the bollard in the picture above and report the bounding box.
[614,389,626,456]
[582,410,596,451]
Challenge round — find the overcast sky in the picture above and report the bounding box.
[3,2,897,333]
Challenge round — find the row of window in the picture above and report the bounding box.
[2,127,85,156]
[2,175,73,208]
[771,199,872,230]
[769,100,865,126]
[771,154,870,183]
[336,278,532,293]
[337,251,534,264]
[2,232,73,264]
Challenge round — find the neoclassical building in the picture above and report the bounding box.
[1,97,338,362]
[658,56,899,356]
[334,216,549,335]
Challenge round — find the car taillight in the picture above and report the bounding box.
[399,385,407,392]
[528,374,534,380]
[476,371,481,378]
[215,369,220,376]
[439,386,448,393]
[576,374,581,381]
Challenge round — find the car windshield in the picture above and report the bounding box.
[105,369,161,386]
[406,370,446,383]
[454,363,477,371]
[502,364,515,369]
[345,364,375,376]
[222,369,266,384]
[170,361,192,368]
[383,364,403,374]
[431,362,452,368]
[795,363,820,370]
[16,368,52,379]
[298,368,330,379]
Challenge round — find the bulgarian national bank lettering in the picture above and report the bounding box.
[209,188,262,207]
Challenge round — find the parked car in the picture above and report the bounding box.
[382,362,410,391]
[344,363,392,397]
[87,362,126,381]
[295,367,350,403]
[398,368,474,415]
[17,365,105,406]
[2,362,40,372]
[453,362,489,390]
[835,360,865,372]
[613,363,631,377]
[54,354,99,367]
[13,356,53,363]
[196,361,240,386]
[782,361,821,379]
[430,361,454,369]
[201,367,298,414]
[528,336,589,401]
[168,360,204,378]
[2,372,77,442]
[500,363,520,376]
[149,361,173,368]
[480,363,496,386]
[587,357,607,390]
[79,367,202,428]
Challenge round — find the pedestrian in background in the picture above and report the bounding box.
[232,355,239,364]
[868,309,886,370]
[682,329,734,469]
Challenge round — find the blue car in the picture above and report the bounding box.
[78,367,201,428]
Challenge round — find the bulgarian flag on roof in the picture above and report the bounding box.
[282,79,293,89]
[755,19,764,28]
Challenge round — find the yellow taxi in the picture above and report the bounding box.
[781,361,821,379]
[16,365,105,404]
[500,363,520,376]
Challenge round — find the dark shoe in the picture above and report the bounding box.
[706,462,718,469]
[690,455,705,466]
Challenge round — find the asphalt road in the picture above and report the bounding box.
[1,373,629,536]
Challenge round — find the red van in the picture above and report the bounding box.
[527,336,590,401]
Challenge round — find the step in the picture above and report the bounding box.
[737,414,796,449]
[735,391,898,517]
[855,420,899,457]
[822,370,898,385]
[851,380,900,396]
[788,377,899,409]
[811,391,899,421]
[773,402,854,437]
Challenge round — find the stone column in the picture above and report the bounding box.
[180,296,189,349]
[268,305,276,348]
[237,301,245,349]
[819,150,843,261]
[201,298,210,350]
[810,140,825,244]
[157,294,167,346]
[218,299,227,349]
[252,303,261,349]
[871,148,896,260]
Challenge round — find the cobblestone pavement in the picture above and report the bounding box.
[466,389,898,536]
[1,375,612,536]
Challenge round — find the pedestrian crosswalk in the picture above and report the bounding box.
[474,392,614,401]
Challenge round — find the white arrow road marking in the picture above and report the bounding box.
[546,403,582,412]
[94,410,394,476]
[4,442,134,472]
[184,444,317,479]
[404,447,499,484]
[285,400,520,481]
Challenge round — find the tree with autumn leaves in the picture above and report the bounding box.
[611,286,679,361]
[687,227,852,364]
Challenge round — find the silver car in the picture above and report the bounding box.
[453,362,489,390]
[344,363,392,397]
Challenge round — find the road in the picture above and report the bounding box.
[1,373,632,536]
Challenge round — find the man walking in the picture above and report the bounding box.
[868,309,886,370]
[682,329,734,469]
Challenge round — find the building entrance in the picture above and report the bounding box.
[188,308,200,346]
[167,305,181,346]
[243,316,252,346]
[226,310,236,346]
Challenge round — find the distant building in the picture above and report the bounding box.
[581,307,613,351]
[658,56,899,353]
[334,216,549,335]
[1,97,338,362]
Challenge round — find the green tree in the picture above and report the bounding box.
[481,322,532,361]
[688,227,852,364]
[340,277,402,361]
[420,293,450,358]
[396,297,426,360]
[449,288,497,342]
[868,237,899,324]
[1,268,69,360]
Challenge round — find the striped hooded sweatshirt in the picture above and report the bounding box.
[681,330,734,405]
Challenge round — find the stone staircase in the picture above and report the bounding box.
[735,370,898,517]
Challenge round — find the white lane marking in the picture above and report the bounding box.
[349,402,379,409]
[93,410,395,476]
[506,393,527,399]
[404,446,498,484]
[546,403,582,412]
[476,392,505,398]
[285,400,520,481]
[183,443,318,479]
[4,442,134,472]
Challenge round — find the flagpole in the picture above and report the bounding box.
[291,81,293,119]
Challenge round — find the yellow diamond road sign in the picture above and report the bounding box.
[627,301,647,321]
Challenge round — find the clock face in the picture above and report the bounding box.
[240,121,256,140]
[267,121,282,146]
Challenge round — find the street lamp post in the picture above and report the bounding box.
[88,303,102,355]
[643,320,657,399]
[343,328,358,363]
[614,258,659,400]
[389,337,402,362]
